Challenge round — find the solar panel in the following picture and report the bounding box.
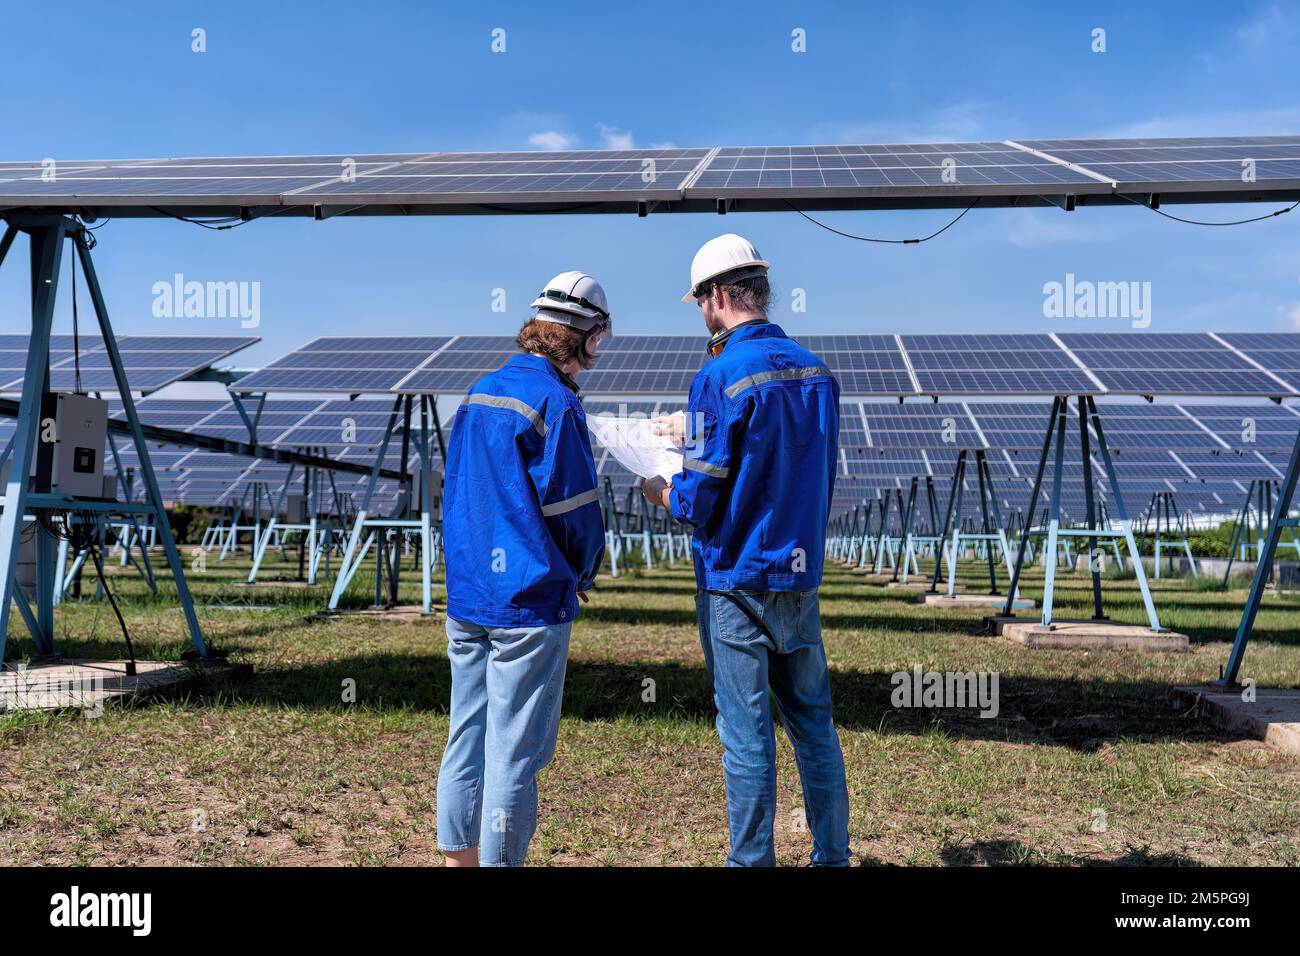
[0,149,712,213]
[1184,403,1300,450]
[1018,136,1300,196]
[688,143,1104,200]
[0,334,257,395]
[5,137,1296,217]
[233,332,1300,403]
[1056,332,1292,397]
[855,401,982,449]
[233,335,451,393]
[1212,332,1300,394]
[902,334,1096,395]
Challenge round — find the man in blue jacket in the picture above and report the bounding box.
[438,272,608,867]
[642,235,851,866]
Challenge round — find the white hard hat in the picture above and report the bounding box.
[531,271,611,330]
[682,234,770,302]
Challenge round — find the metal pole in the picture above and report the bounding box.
[76,230,209,656]
[1076,396,1104,618]
[1219,425,1300,685]
[0,222,66,658]
[892,477,917,584]
[929,457,963,593]
[1086,397,1161,631]
[1002,398,1061,618]
[1040,402,1069,627]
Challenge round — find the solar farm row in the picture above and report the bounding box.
[0,334,257,394]
[230,331,1300,400]
[3,136,1298,214]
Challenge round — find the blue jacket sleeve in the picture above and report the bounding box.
[530,406,606,591]
[669,374,736,530]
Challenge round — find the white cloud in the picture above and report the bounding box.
[528,130,577,151]
[821,100,1000,145]
[1236,3,1298,48]
[1003,208,1105,247]
[1283,302,1300,329]
[1090,105,1300,140]
[597,124,636,150]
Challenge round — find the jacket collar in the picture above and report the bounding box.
[708,318,784,356]
[511,352,581,394]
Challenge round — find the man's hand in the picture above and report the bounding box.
[650,411,686,447]
[641,475,672,509]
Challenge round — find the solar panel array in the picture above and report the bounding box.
[0,334,257,394]
[231,332,1300,400]
[4,136,1297,215]
[100,396,437,508]
[824,400,1299,522]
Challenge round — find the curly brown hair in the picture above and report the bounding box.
[516,317,593,370]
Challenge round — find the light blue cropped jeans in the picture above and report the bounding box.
[436,617,571,866]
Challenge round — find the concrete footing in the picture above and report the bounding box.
[887,580,964,592]
[319,604,440,622]
[998,619,1189,651]
[0,659,210,713]
[1174,685,1300,757]
[920,592,1036,610]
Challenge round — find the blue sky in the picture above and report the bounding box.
[1,0,1299,371]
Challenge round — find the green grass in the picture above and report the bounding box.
[0,544,1297,866]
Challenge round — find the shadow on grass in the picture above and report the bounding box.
[146,653,1249,753]
[938,839,1202,867]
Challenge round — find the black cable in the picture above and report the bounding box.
[146,205,305,230]
[1114,192,1298,226]
[70,245,83,394]
[782,197,982,243]
[146,207,246,229]
[88,543,136,676]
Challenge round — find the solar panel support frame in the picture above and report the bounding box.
[0,215,209,660]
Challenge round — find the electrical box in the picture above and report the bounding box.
[284,494,309,523]
[398,466,444,517]
[34,393,108,498]
[0,393,108,499]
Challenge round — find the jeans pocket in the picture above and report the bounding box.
[792,590,823,648]
[711,591,769,646]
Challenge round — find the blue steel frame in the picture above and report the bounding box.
[0,215,207,661]
[1001,395,1161,630]
[1217,425,1300,686]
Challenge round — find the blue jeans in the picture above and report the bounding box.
[436,617,571,866]
[697,590,851,867]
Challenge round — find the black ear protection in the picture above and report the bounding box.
[705,317,770,358]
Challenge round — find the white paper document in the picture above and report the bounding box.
[586,414,684,482]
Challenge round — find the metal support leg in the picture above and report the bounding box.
[1040,403,1069,628]
[1218,425,1300,685]
[1086,397,1161,631]
[1003,397,1061,619]
[75,231,209,655]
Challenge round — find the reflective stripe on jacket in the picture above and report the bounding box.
[669,321,839,592]
[444,353,606,626]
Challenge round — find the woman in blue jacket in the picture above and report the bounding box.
[437,272,609,867]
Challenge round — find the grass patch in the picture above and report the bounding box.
[0,546,1297,866]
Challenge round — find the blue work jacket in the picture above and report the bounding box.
[443,353,606,626]
[669,321,839,592]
